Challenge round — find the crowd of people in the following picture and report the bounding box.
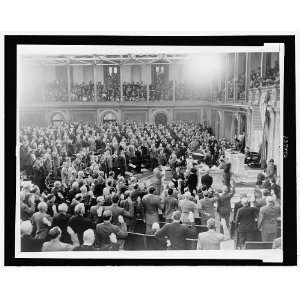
[249,61,280,89]
[123,82,147,102]
[175,82,210,101]
[71,81,94,102]
[44,80,68,102]
[19,121,281,252]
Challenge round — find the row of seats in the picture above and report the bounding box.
[133,219,208,238]
[123,233,274,250]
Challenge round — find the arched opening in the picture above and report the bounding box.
[154,112,168,125]
[51,112,65,126]
[102,112,117,123]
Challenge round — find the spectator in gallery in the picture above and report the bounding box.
[197,218,230,250]
[21,220,44,252]
[234,196,259,248]
[95,210,127,250]
[155,211,195,250]
[42,226,79,252]
[258,196,281,242]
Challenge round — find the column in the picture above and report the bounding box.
[172,63,176,104]
[233,53,238,103]
[93,64,97,102]
[246,109,252,150]
[120,65,123,102]
[67,64,71,103]
[224,54,228,103]
[245,53,249,102]
[260,52,264,78]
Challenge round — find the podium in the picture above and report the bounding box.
[225,149,248,181]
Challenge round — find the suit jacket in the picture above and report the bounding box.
[201,173,213,188]
[52,213,71,243]
[235,206,259,232]
[163,196,178,220]
[21,235,43,252]
[217,190,235,215]
[95,221,127,248]
[104,204,131,225]
[258,204,280,233]
[155,222,195,250]
[69,215,94,245]
[141,194,162,224]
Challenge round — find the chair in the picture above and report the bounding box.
[185,238,198,250]
[134,219,146,234]
[145,234,167,250]
[124,232,146,250]
[194,225,208,235]
[245,242,273,249]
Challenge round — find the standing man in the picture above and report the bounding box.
[197,218,230,250]
[258,196,280,242]
[216,182,236,233]
[155,211,196,250]
[235,197,259,248]
[265,158,277,181]
[162,188,179,223]
[141,187,163,234]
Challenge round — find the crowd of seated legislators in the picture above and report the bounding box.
[19,121,281,252]
[122,82,147,102]
[44,80,68,102]
[71,81,94,102]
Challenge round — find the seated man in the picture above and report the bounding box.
[155,211,196,250]
[197,218,230,250]
[95,210,127,250]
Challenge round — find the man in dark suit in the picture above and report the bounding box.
[95,210,128,250]
[52,203,71,244]
[258,196,281,242]
[172,166,185,194]
[216,182,236,232]
[141,187,163,234]
[104,194,132,225]
[186,168,198,194]
[201,172,213,189]
[155,211,196,250]
[21,220,43,252]
[235,197,259,248]
[69,203,94,245]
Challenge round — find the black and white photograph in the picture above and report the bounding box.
[4,36,296,266]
